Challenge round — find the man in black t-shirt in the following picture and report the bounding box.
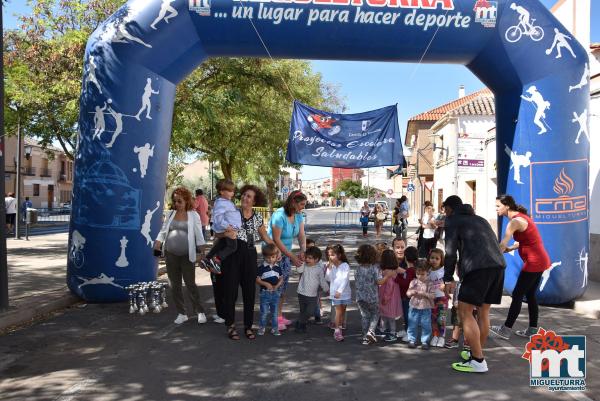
[442,195,506,374]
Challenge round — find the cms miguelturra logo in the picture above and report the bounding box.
[190,0,211,16]
[522,328,586,392]
[473,0,497,28]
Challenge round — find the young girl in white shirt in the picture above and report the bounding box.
[326,244,351,342]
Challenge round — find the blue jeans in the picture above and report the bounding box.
[407,307,432,344]
[259,289,280,329]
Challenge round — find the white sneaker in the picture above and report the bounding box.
[197,313,207,324]
[430,336,438,347]
[452,358,488,373]
[396,329,407,338]
[213,315,225,324]
[437,337,445,347]
[401,334,409,342]
[174,314,188,325]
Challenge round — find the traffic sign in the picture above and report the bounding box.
[282,186,289,195]
[340,191,346,197]
[407,183,416,192]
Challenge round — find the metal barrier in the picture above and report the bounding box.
[33,207,71,223]
[334,211,391,235]
[334,212,361,235]
[253,207,272,224]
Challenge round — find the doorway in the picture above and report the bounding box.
[48,184,54,209]
[466,181,476,212]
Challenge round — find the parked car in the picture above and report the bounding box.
[322,200,330,206]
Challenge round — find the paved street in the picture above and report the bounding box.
[0,208,598,401]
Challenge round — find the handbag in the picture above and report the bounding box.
[359,215,369,224]
[376,212,385,221]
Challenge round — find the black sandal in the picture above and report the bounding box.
[245,329,256,340]
[227,325,240,340]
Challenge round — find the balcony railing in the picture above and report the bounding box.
[59,173,67,182]
[40,168,52,177]
[23,167,36,176]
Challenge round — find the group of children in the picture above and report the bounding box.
[256,236,468,349]
[201,178,466,349]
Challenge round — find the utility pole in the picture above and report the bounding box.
[1,4,10,310]
[367,168,370,201]
[14,111,22,239]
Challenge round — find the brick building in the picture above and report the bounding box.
[331,167,363,190]
[3,137,74,209]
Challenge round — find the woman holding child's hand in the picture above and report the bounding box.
[268,190,308,331]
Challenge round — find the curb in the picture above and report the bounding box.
[0,290,81,332]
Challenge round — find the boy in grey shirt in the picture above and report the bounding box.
[295,246,329,333]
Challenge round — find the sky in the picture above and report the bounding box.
[3,1,599,181]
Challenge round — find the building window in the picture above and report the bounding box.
[33,184,40,196]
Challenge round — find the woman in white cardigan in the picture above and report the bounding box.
[154,187,207,325]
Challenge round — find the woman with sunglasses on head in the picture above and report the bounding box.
[154,186,207,326]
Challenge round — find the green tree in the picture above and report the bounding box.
[171,58,343,207]
[331,179,364,198]
[330,179,381,199]
[3,0,125,158]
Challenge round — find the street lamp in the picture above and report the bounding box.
[24,145,32,160]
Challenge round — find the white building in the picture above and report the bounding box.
[181,159,211,183]
[302,177,332,204]
[404,87,493,221]
[550,0,599,281]
[430,90,497,226]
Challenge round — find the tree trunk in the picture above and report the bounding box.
[220,159,233,181]
[266,179,275,212]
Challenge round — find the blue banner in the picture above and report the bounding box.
[286,101,403,168]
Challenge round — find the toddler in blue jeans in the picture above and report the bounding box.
[256,244,283,336]
[406,260,436,350]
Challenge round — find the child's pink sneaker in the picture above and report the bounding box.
[334,329,344,342]
[279,316,292,326]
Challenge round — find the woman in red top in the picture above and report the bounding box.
[490,195,550,340]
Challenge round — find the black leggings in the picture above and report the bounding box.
[505,270,543,328]
[221,239,257,329]
[418,237,437,258]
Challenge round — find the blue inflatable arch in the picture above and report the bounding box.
[69,0,589,304]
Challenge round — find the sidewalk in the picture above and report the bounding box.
[2,225,600,331]
[1,233,79,331]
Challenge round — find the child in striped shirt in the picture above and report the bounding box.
[295,246,329,333]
